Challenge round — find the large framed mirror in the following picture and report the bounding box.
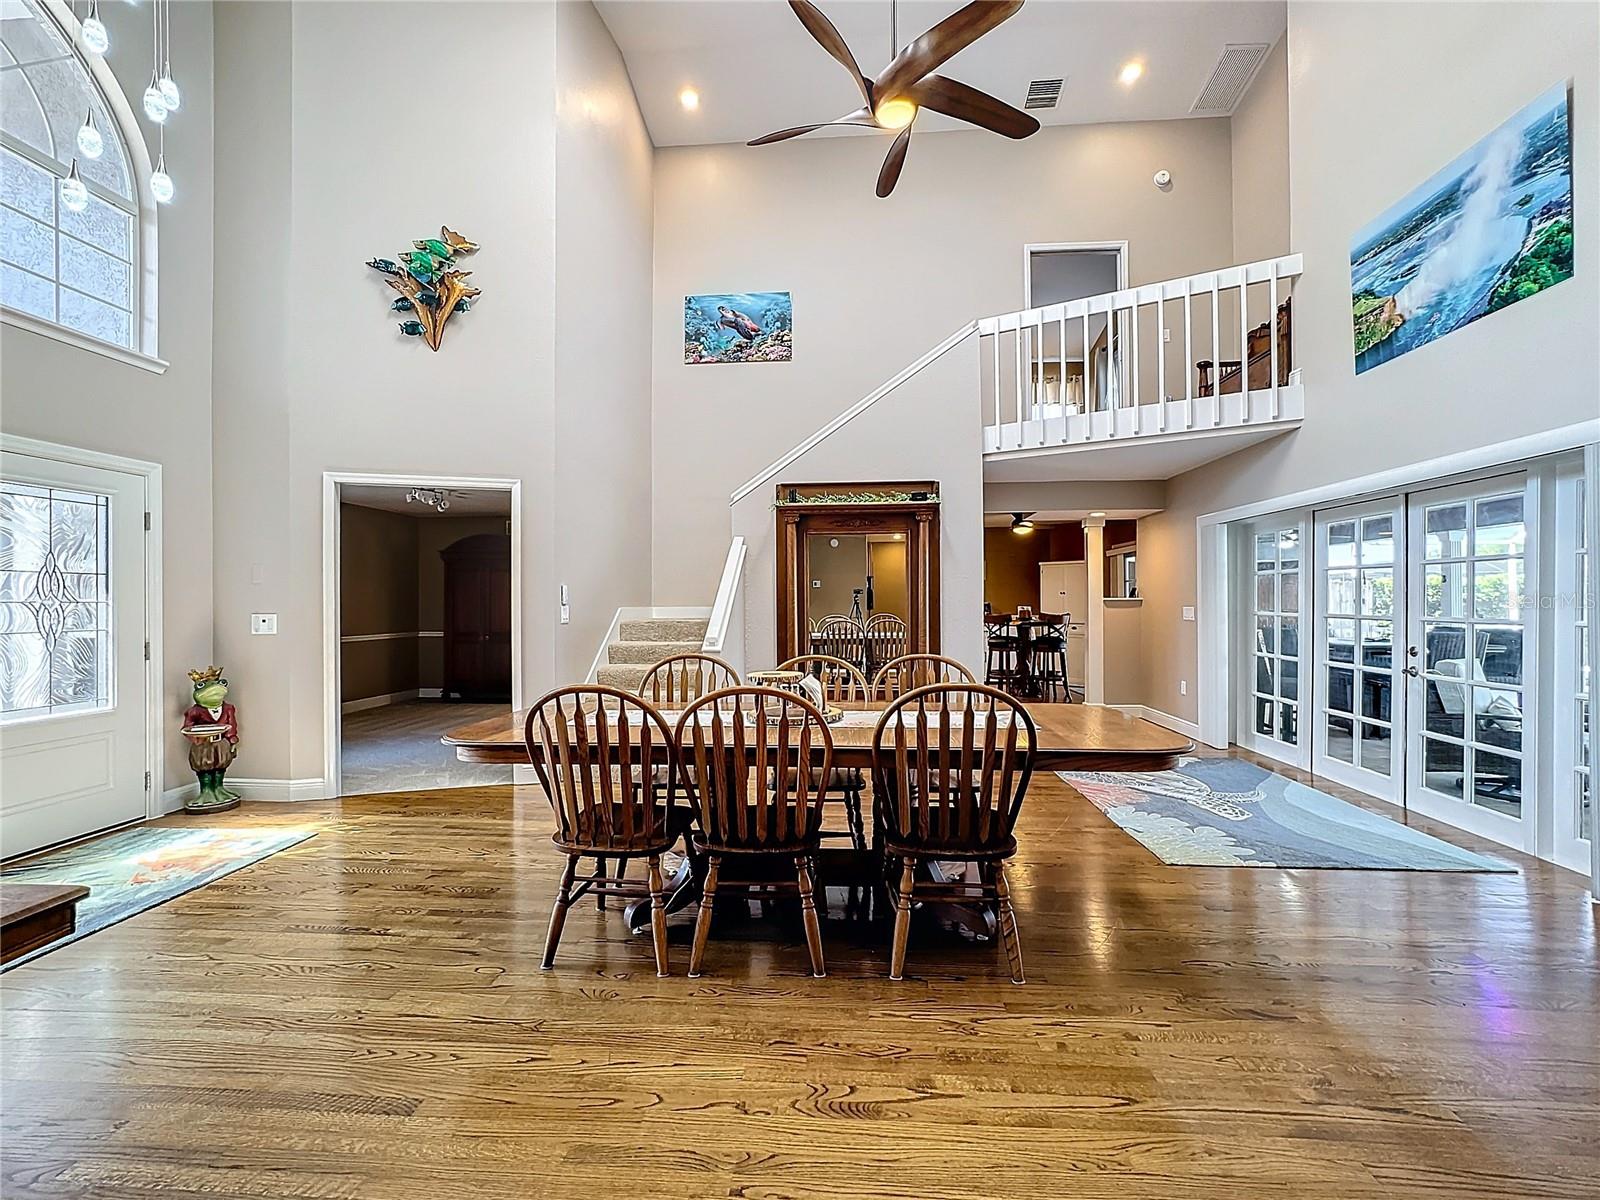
[774,483,941,672]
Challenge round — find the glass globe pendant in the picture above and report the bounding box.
[143,71,168,123]
[76,110,103,160]
[150,154,174,204]
[81,2,109,56]
[60,160,89,213]
[157,73,180,112]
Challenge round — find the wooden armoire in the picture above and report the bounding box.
[440,533,512,702]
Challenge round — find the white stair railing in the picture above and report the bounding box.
[980,253,1302,453]
[701,536,746,660]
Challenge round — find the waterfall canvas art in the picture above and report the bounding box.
[684,292,793,364]
[1351,83,1573,374]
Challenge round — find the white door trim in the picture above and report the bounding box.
[1198,418,1600,750]
[322,471,522,798]
[0,433,163,822]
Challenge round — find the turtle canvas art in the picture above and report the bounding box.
[684,291,792,364]
[366,226,481,351]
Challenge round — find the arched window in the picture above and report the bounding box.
[1,0,154,357]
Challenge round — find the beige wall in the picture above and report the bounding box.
[339,505,420,703]
[213,1,561,785]
[1103,602,1145,707]
[808,534,867,619]
[1140,0,1600,725]
[732,337,986,672]
[1,0,214,790]
[1231,35,1291,263]
[553,0,655,681]
[654,117,1239,605]
[868,539,909,621]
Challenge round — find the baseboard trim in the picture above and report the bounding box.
[1100,703,1202,743]
[418,687,442,700]
[226,778,331,802]
[342,689,420,714]
[160,781,199,814]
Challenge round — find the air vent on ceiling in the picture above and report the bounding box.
[1190,43,1270,115]
[1024,77,1065,110]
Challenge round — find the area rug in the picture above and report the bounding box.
[1,825,316,971]
[1058,756,1512,871]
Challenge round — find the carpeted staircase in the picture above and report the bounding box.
[595,617,709,692]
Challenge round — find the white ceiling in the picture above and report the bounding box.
[340,485,511,518]
[596,1,1286,147]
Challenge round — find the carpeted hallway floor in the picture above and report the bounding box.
[340,700,512,795]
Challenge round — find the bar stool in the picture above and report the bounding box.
[984,614,1020,690]
[1032,613,1072,702]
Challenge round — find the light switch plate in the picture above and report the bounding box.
[1181,606,1195,621]
[251,613,277,635]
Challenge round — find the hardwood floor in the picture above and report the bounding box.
[2,757,1596,1199]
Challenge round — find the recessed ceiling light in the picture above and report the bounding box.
[1090,511,1107,517]
[679,87,700,111]
[1119,61,1144,86]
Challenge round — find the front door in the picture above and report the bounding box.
[1404,476,1533,847]
[1,449,149,859]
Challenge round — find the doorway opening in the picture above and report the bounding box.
[329,479,517,797]
[1023,242,1130,417]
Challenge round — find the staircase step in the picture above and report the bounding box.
[596,664,649,692]
[607,639,702,665]
[619,618,708,643]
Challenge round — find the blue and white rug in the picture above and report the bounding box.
[1058,757,1512,871]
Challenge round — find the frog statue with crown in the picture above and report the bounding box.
[180,665,241,813]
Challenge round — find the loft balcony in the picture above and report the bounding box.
[980,254,1304,481]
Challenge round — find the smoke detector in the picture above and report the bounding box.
[1024,77,1065,110]
[1190,43,1270,115]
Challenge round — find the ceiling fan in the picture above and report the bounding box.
[749,0,1041,197]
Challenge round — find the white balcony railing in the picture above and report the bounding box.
[980,254,1303,455]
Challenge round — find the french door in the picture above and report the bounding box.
[1238,517,1309,767]
[1403,476,1534,847]
[1312,498,1405,800]
[0,447,150,858]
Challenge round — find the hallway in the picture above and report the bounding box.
[341,701,512,796]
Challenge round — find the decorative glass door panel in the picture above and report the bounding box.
[1240,518,1307,765]
[1405,477,1530,836]
[1314,498,1404,800]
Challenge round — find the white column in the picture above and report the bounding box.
[1083,516,1107,705]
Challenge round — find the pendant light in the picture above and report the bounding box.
[149,125,173,203]
[60,159,89,213]
[156,0,179,111]
[81,0,109,56]
[142,70,168,122]
[75,108,103,159]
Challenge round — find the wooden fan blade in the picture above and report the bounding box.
[748,108,875,146]
[912,74,1039,139]
[874,1,1024,105]
[876,126,913,198]
[788,0,873,108]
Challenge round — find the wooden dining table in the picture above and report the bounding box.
[442,702,1192,936]
[443,701,1189,774]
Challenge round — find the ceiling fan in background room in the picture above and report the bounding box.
[749,0,1040,197]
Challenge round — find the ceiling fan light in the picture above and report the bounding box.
[874,97,917,130]
[1010,512,1035,534]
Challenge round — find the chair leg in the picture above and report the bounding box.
[594,855,608,910]
[688,853,720,978]
[844,784,866,852]
[993,861,1024,984]
[647,854,669,978]
[889,857,915,981]
[795,854,826,978]
[542,855,579,970]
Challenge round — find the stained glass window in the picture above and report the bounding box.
[0,0,141,351]
[0,482,112,721]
